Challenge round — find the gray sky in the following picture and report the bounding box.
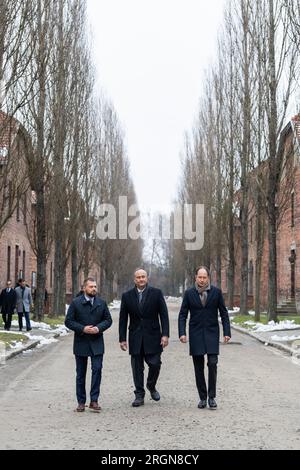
[87,0,225,210]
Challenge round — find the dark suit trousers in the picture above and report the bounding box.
[17,308,31,331]
[192,354,218,400]
[131,342,161,398]
[75,354,103,404]
[2,313,13,330]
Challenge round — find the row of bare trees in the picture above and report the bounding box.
[0,0,142,317]
[171,0,300,320]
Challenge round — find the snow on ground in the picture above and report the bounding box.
[252,320,300,332]
[231,318,300,332]
[270,334,300,342]
[109,300,121,309]
[165,296,182,303]
[36,337,58,348]
[228,307,240,315]
[9,341,24,349]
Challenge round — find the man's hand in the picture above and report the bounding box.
[120,341,127,351]
[160,336,169,348]
[83,325,98,334]
[179,335,187,343]
[224,336,231,343]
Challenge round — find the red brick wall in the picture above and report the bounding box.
[221,127,300,313]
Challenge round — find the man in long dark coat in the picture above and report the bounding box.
[0,280,17,331]
[178,266,231,409]
[119,268,169,407]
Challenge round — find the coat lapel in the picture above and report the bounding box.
[192,286,203,307]
[131,288,142,316]
[91,297,101,312]
[205,286,215,307]
[140,286,151,310]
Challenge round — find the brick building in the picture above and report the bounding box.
[0,111,101,310]
[220,115,300,314]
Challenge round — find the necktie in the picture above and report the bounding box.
[138,291,143,304]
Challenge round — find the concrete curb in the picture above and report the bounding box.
[4,332,62,361]
[231,324,300,359]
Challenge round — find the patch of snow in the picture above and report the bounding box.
[228,307,240,314]
[9,341,24,349]
[165,296,182,302]
[36,337,58,348]
[253,320,299,332]
[109,300,121,309]
[270,334,300,342]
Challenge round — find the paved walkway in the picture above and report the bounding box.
[0,301,299,450]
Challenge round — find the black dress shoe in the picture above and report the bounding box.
[146,385,160,401]
[132,397,144,407]
[208,398,217,409]
[198,399,207,409]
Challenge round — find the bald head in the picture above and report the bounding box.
[134,269,148,289]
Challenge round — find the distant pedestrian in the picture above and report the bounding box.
[0,280,17,331]
[65,277,112,412]
[15,279,33,332]
[75,285,84,297]
[178,266,231,409]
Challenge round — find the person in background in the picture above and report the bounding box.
[76,285,84,298]
[0,280,17,331]
[15,279,33,332]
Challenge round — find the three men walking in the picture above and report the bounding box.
[66,266,230,412]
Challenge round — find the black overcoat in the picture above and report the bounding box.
[65,295,112,356]
[178,286,231,355]
[119,286,169,355]
[0,288,17,314]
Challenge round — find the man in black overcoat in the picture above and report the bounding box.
[178,266,231,409]
[119,268,169,407]
[65,277,112,412]
[0,280,17,331]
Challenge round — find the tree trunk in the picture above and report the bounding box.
[267,0,278,322]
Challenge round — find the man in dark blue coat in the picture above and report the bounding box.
[0,280,17,331]
[178,266,231,409]
[119,268,169,407]
[65,277,112,412]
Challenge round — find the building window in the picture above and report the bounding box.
[15,245,19,283]
[7,246,11,280]
[291,192,295,228]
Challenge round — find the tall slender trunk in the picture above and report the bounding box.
[34,0,47,320]
[267,0,278,322]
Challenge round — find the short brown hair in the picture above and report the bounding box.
[83,277,96,287]
[195,266,210,277]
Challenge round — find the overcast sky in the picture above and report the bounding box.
[87,0,226,210]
